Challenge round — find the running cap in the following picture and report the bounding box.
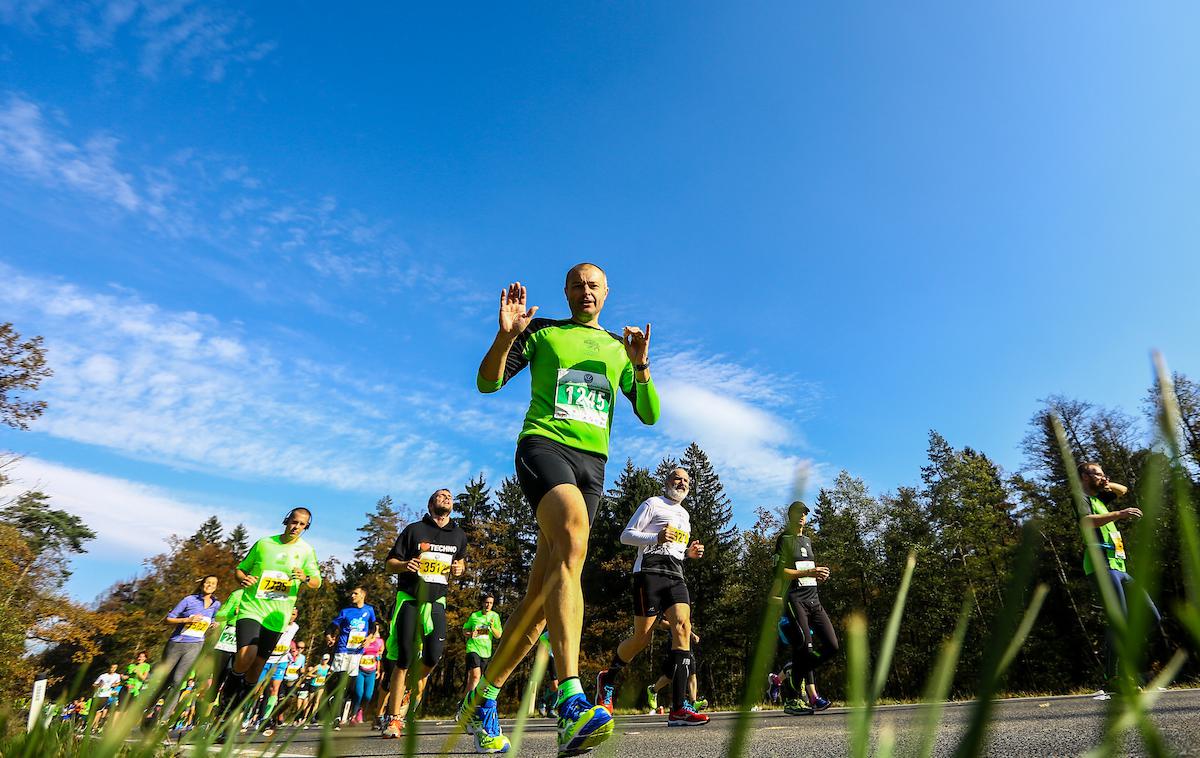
[787,500,810,525]
[321,653,330,660]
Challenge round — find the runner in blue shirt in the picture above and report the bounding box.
[324,586,378,727]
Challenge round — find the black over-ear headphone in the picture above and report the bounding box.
[284,506,313,531]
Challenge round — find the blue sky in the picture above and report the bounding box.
[1,2,1198,602]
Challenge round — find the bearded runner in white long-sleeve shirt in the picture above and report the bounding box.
[594,468,708,727]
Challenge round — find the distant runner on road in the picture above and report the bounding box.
[463,594,503,697]
[1078,462,1163,700]
[595,468,708,727]
[457,263,660,756]
[775,500,837,714]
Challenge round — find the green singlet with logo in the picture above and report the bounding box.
[478,318,660,457]
[236,535,321,632]
[464,610,502,658]
[1083,494,1127,575]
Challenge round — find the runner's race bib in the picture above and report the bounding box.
[1112,532,1127,560]
[257,570,292,600]
[180,618,210,638]
[667,526,690,545]
[272,639,289,656]
[554,369,612,428]
[215,624,238,652]
[347,630,368,649]
[418,551,451,584]
[794,559,818,587]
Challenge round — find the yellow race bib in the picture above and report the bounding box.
[417,552,451,584]
[181,618,210,638]
[257,570,292,600]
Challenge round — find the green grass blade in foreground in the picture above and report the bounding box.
[876,723,896,758]
[1153,353,1200,647]
[917,598,972,758]
[509,643,551,756]
[725,467,807,758]
[951,521,1043,758]
[845,612,870,758]
[998,583,1049,673]
[872,552,916,701]
[1081,649,1189,758]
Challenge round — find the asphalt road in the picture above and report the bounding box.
[205,689,1200,757]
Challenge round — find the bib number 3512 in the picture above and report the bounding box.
[554,369,612,428]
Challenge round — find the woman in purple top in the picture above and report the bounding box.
[154,575,221,722]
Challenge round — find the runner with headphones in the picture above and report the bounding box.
[222,508,322,719]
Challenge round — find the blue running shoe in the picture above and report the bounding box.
[473,699,510,753]
[455,694,510,753]
[556,693,613,756]
[810,695,831,712]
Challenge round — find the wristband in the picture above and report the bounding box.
[634,363,649,371]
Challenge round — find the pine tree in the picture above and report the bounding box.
[223,523,250,557]
[579,459,658,700]
[356,496,404,564]
[188,515,224,547]
[678,443,739,700]
[456,474,495,527]
[491,476,538,609]
[352,496,408,638]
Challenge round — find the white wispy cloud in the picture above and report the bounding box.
[0,456,354,594]
[0,96,144,212]
[0,91,478,310]
[0,0,274,82]
[4,264,491,497]
[617,350,824,506]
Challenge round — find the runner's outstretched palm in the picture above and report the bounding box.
[499,282,538,338]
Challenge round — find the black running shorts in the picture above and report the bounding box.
[632,572,690,618]
[515,434,606,524]
[235,618,284,658]
[465,651,489,671]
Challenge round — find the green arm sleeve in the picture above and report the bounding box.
[621,366,660,425]
[476,373,503,393]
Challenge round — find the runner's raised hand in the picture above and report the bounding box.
[499,282,538,338]
[623,323,651,366]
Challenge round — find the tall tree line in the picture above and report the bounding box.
[21,372,1200,709]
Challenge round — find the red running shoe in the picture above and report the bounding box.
[667,705,709,727]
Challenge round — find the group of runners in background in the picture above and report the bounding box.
[70,263,1149,755]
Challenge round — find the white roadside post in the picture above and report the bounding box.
[27,674,47,732]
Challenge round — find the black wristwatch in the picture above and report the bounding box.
[634,363,650,371]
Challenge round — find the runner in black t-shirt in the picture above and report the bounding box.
[380,489,467,739]
[775,500,838,713]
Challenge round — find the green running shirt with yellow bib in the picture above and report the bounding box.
[1083,494,1127,575]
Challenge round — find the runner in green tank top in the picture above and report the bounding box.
[457,263,659,756]
[1077,462,1162,699]
[463,595,502,696]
